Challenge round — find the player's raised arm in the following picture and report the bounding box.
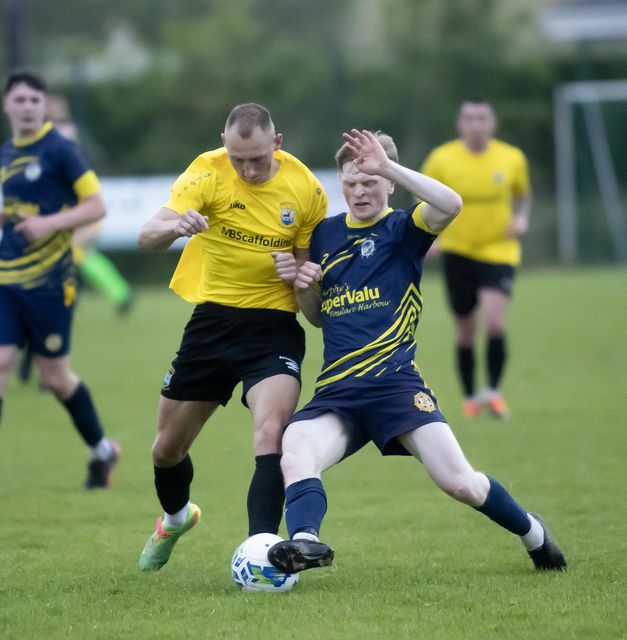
[138,207,208,250]
[342,129,462,232]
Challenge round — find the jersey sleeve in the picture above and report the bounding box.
[164,156,216,215]
[59,140,100,199]
[511,149,531,197]
[294,179,328,249]
[396,206,437,258]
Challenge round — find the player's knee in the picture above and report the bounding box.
[253,416,283,454]
[439,472,486,505]
[280,448,316,484]
[40,372,69,398]
[151,441,187,468]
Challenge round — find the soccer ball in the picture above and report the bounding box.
[231,533,299,592]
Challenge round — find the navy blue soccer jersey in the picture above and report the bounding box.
[310,205,436,389]
[0,123,98,287]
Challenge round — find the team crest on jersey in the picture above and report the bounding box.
[44,333,63,353]
[360,238,376,258]
[24,162,42,181]
[280,208,296,226]
[414,391,435,413]
[493,171,504,184]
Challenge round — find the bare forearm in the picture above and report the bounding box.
[48,195,105,232]
[382,162,462,218]
[296,287,323,327]
[513,195,532,221]
[138,218,180,250]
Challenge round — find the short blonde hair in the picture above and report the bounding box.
[334,130,398,170]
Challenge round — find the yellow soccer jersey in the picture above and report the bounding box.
[166,148,328,311]
[421,139,530,266]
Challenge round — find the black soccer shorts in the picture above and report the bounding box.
[442,252,515,316]
[161,301,306,406]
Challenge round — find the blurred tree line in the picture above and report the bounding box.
[2,0,627,198]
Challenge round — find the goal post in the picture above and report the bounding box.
[554,79,627,263]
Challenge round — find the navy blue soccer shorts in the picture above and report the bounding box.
[0,279,77,357]
[288,366,447,457]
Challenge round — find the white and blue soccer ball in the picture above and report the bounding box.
[231,533,299,592]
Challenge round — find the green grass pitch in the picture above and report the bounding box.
[0,267,625,639]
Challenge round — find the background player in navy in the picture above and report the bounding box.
[268,129,565,576]
[0,71,119,488]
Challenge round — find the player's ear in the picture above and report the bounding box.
[274,133,283,150]
[388,181,395,194]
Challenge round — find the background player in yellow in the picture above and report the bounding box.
[137,103,328,571]
[421,98,531,419]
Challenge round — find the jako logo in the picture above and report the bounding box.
[230,201,246,210]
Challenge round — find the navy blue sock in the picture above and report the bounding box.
[285,478,327,539]
[247,454,285,536]
[475,476,531,535]
[487,335,506,389]
[62,382,104,447]
[0,397,3,425]
[154,455,194,514]
[457,346,475,396]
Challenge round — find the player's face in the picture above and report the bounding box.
[340,162,394,223]
[222,126,282,184]
[3,83,47,138]
[457,102,496,151]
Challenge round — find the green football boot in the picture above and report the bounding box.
[138,504,201,571]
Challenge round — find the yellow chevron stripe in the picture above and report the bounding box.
[0,232,70,268]
[0,238,71,284]
[321,253,353,278]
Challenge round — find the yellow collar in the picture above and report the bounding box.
[14,122,53,147]
[345,207,393,228]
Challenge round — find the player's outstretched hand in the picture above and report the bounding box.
[341,129,389,176]
[175,209,208,238]
[294,261,322,292]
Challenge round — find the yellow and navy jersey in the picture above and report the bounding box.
[166,148,328,312]
[312,205,436,390]
[421,138,530,266]
[0,122,100,287]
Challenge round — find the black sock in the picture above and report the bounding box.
[247,454,284,536]
[487,335,506,389]
[457,346,475,396]
[62,382,104,446]
[154,455,194,514]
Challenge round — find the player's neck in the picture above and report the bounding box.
[463,138,491,154]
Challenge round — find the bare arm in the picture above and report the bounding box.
[272,248,311,285]
[272,252,322,326]
[342,129,462,232]
[294,262,323,327]
[14,193,106,242]
[138,206,208,250]
[507,194,532,238]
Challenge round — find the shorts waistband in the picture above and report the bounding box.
[196,301,297,323]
